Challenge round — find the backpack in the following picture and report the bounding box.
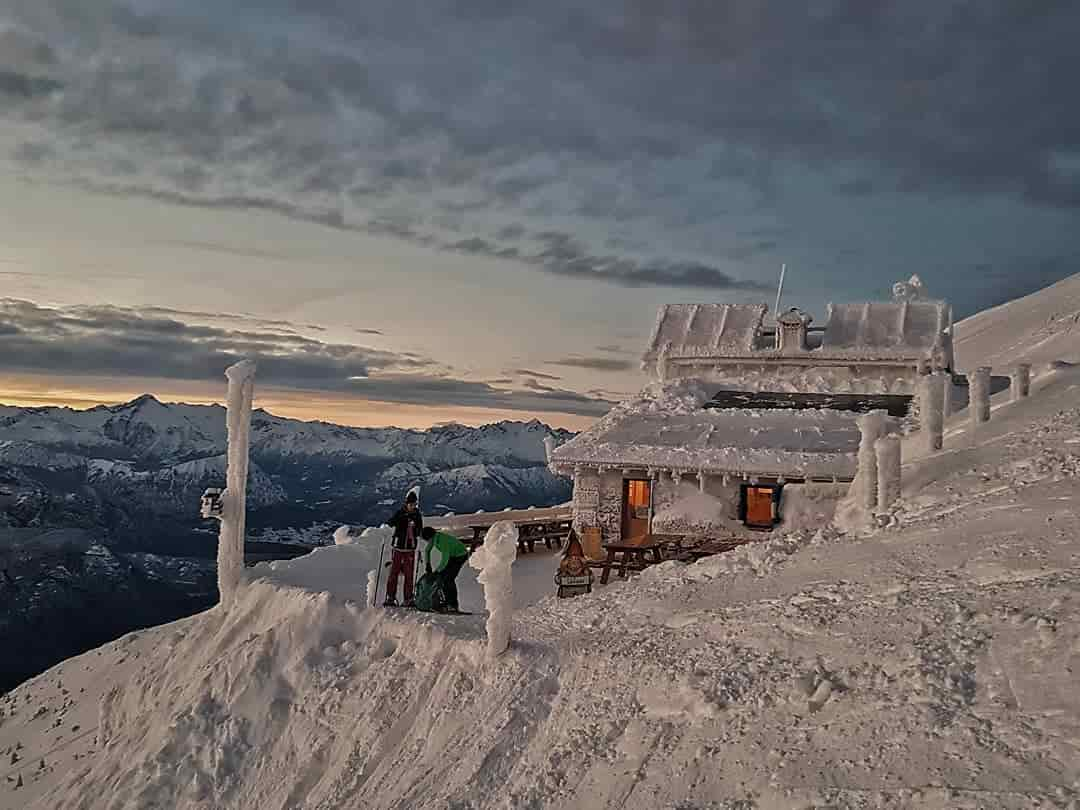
[414,572,447,613]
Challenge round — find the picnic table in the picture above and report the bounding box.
[589,539,669,585]
[466,518,573,554]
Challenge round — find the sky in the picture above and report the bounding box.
[1,1,1078,430]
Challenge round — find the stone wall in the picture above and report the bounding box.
[570,469,624,544]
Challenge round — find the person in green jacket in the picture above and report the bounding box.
[421,527,470,612]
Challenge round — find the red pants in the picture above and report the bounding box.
[386,550,415,602]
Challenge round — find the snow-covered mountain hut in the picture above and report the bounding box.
[550,299,953,543]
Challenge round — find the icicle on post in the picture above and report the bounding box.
[217,359,257,608]
[468,520,517,659]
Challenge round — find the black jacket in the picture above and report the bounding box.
[388,507,423,550]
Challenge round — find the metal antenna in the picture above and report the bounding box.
[774,263,787,320]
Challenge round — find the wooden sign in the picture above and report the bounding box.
[555,531,593,598]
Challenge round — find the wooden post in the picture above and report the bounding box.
[856,410,888,511]
[218,359,256,609]
[968,366,991,426]
[920,372,946,452]
[875,434,902,512]
[1011,363,1031,401]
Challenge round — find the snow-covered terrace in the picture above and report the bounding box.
[551,406,862,481]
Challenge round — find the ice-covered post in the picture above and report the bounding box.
[875,434,902,513]
[543,435,557,473]
[856,409,888,512]
[920,372,946,452]
[468,520,517,659]
[942,373,955,418]
[656,341,671,383]
[968,366,991,427]
[1010,363,1031,402]
[217,359,257,608]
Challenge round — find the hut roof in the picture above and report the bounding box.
[550,384,864,479]
[641,299,951,364]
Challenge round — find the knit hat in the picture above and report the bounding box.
[405,491,418,504]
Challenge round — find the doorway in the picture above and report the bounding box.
[621,479,652,542]
[740,484,780,529]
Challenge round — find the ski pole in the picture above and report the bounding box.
[373,536,388,606]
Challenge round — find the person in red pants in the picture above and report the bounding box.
[385,491,423,607]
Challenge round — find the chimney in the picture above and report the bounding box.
[775,307,812,352]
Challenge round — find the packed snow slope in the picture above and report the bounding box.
[953,270,1080,370]
[4,363,1080,809]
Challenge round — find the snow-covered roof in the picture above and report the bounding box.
[551,395,862,479]
[641,299,952,366]
[643,303,767,361]
[821,300,950,356]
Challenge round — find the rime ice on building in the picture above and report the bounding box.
[551,297,954,542]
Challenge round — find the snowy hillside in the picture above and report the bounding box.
[4,285,1080,807]
[953,270,1080,370]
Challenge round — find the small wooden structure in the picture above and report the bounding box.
[554,530,593,598]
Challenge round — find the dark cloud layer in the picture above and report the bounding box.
[0,299,611,416]
[547,357,636,373]
[2,1,1078,302]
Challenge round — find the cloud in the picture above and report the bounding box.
[452,230,771,290]
[547,356,636,373]
[511,369,563,381]
[0,70,62,99]
[0,299,610,416]
[349,375,612,416]
[2,0,1078,305]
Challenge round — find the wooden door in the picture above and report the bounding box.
[744,486,775,528]
[621,479,651,541]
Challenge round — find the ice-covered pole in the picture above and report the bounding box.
[875,434,902,513]
[217,359,257,608]
[468,520,517,660]
[968,366,991,427]
[543,435,557,473]
[856,409,888,512]
[656,341,671,383]
[1010,363,1031,402]
[920,372,946,452]
[942,373,955,418]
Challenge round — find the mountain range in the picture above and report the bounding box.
[0,397,573,689]
[0,395,573,551]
